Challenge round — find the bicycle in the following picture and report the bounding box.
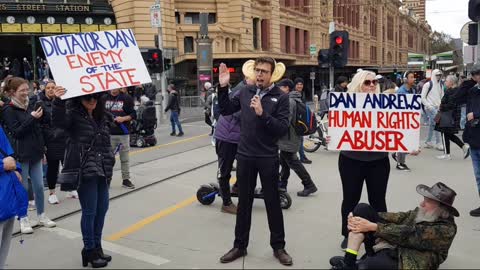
[303,110,329,153]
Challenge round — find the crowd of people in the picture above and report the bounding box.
[0,55,479,269]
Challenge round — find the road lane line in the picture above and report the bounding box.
[106,177,237,242]
[41,227,170,266]
[125,133,209,157]
[106,196,198,241]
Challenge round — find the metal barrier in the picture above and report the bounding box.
[179,96,205,108]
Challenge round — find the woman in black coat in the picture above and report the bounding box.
[435,75,470,160]
[52,87,115,268]
[2,77,56,234]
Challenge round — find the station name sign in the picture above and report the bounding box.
[0,4,90,13]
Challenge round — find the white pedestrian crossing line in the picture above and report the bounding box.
[41,227,170,266]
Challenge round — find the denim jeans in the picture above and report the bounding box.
[471,149,480,197]
[20,160,44,216]
[299,137,306,160]
[424,106,441,145]
[460,105,467,130]
[170,111,183,133]
[77,176,109,250]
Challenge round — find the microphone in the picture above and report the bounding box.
[256,88,261,96]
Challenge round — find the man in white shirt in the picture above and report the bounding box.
[421,69,444,150]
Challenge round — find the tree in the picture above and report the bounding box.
[430,31,455,54]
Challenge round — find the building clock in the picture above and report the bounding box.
[27,16,36,24]
[104,17,112,25]
[85,17,94,25]
[6,16,15,24]
[47,17,55,24]
[66,17,75,25]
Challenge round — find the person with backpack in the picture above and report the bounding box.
[421,69,444,151]
[206,87,221,146]
[276,79,318,197]
[0,125,27,269]
[294,78,312,164]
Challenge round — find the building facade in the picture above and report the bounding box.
[0,0,117,78]
[402,0,426,21]
[110,0,432,95]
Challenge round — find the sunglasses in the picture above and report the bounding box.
[363,79,378,86]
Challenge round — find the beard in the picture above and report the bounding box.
[415,206,441,223]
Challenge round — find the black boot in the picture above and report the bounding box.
[297,180,318,197]
[82,248,108,268]
[96,247,112,262]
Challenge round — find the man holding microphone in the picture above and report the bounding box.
[217,58,292,266]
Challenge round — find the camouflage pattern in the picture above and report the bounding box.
[375,207,457,269]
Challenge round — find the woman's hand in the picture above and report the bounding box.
[348,216,377,233]
[31,107,43,119]
[14,171,22,182]
[3,156,16,171]
[54,86,66,98]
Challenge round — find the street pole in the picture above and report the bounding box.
[311,78,315,102]
[477,21,480,63]
[156,0,168,119]
[329,65,334,90]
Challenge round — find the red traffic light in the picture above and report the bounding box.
[152,52,160,60]
[335,36,343,45]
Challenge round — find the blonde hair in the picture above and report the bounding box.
[347,70,380,94]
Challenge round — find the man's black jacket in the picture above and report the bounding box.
[218,84,289,158]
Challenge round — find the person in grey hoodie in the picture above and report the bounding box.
[276,79,317,197]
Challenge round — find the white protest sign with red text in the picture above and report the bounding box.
[40,29,151,99]
[328,92,422,153]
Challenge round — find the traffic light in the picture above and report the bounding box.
[145,49,163,73]
[469,0,480,22]
[164,58,172,71]
[318,49,330,66]
[468,23,478,45]
[330,31,349,68]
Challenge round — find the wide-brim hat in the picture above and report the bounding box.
[242,59,286,83]
[416,182,459,217]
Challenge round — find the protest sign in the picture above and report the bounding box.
[328,92,422,153]
[40,29,151,99]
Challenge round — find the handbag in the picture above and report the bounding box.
[439,110,455,128]
[0,148,28,221]
[57,136,96,186]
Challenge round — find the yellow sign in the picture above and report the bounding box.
[81,24,99,32]
[22,24,42,33]
[42,24,61,33]
[99,25,117,31]
[61,24,80,33]
[1,24,22,33]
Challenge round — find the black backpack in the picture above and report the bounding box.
[293,100,317,136]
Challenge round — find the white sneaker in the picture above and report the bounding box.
[65,190,78,199]
[463,144,471,159]
[38,213,56,228]
[28,201,36,211]
[424,142,434,149]
[20,217,34,234]
[436,154,451,160]
[48,194,59,205]
[435,144,444,151]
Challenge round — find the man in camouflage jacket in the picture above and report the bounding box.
[330,182,458,270]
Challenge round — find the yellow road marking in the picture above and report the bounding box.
[115,133,209,160]
[106,177,237,241]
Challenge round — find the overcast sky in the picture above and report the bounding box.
[425,0,470,38]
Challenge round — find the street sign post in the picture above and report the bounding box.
[310,44,317,56]
[310,72,315,102]
[150,4,161,28]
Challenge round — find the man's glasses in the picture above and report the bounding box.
[255,68,271,75]
[363,79,378,86]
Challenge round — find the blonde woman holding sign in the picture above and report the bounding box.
[337,70,390,251]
